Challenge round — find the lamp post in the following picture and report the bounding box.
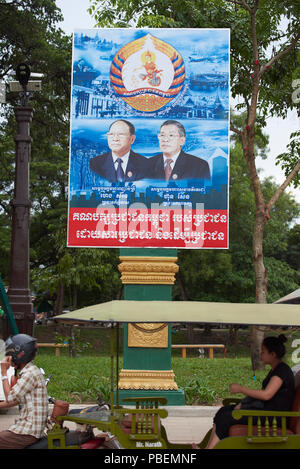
[4,64,41,337]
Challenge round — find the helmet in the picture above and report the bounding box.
[5,334,37,366]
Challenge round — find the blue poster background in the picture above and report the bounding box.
[68,28,229,213]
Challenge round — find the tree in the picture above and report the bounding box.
[284,224,300,272]
[175,138,300,305]
[0,1,123,315]
[89,0,300,368]
[174,139,300,342]
[221,0,300,369]
[0,0,71,219]
[0,0,72,305]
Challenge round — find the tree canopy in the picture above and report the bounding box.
[88,0,300,368]
[0,0,299,331]
[0,0,122,312]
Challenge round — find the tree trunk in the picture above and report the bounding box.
[54,280,64,315]
[243,122,268,370]
[250,325,265,371]
[177,270,194,343]
[251,195,268,370]
[117,284,124,300]
[69,325,76,357]
[227,325,240,346]
[229,0,300,371]
[72,285,78,310]
[187,325,194,344]
[253,211,268,304]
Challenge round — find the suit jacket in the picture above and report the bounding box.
[149,150,210,181]
[89,150,149,183]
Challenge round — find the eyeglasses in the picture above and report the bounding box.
[158,133,181,139]
[106,132,130,138]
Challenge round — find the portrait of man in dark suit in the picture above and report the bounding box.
[89,120,148,183]
[149,120,211,182]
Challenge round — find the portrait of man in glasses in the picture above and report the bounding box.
[89,119,149,183]
[149,120,211,182]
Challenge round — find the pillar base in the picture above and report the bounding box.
[115,388,185,406]
[118,368,178,390]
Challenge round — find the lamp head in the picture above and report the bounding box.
[16,63,31,87]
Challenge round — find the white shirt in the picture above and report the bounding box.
[163,151,180,171]
[112,151,130,173]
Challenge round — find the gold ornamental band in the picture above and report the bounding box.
[128,323,168,348]
[118,256,178,284]
[118,369,178,390]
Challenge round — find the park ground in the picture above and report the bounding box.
[33,323,300,406]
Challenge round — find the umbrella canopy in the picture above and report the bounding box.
[54,300,300,327]
[274,289,300,305]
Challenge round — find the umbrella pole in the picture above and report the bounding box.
[110,323,114,410]
[116,323,119,408]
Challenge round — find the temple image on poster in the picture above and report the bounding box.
[67,29,230,249]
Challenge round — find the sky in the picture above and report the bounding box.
[56,0,300,208]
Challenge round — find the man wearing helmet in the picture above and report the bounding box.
[0,334,49,449]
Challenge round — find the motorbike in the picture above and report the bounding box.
[9,370,119,449]
[26,394,119,450]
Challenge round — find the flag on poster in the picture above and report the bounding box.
[67,28,230,249]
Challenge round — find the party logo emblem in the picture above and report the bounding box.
[110,33,185,112]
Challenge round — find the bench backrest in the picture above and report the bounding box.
[289,385,300,434]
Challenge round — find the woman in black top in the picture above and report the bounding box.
[194,334,295,449]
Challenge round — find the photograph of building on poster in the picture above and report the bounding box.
[67,28,230,249]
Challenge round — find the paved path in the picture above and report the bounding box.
[0,404,218,445]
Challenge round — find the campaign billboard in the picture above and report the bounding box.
[67,28,230,249]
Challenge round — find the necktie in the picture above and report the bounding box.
[116,158,125,182]
[165,159,173,181]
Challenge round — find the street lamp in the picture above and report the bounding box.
[4,63,42,338]
[9,63,42,104]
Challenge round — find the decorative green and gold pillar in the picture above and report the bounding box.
[117,248,185,405]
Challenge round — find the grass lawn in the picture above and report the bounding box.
[33,324,300,405]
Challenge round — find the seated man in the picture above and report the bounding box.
[0,334,49,449]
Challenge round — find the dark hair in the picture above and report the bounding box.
[262,334,287,359]
[160,120,186,137]
[109,119,135,135]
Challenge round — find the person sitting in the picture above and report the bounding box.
[0,334,49,449]
[193,334,295,449]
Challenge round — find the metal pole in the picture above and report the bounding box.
[110,323,114,410]
[0,274,19,335]
[116,323,119,408]
[6,106,34,337]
